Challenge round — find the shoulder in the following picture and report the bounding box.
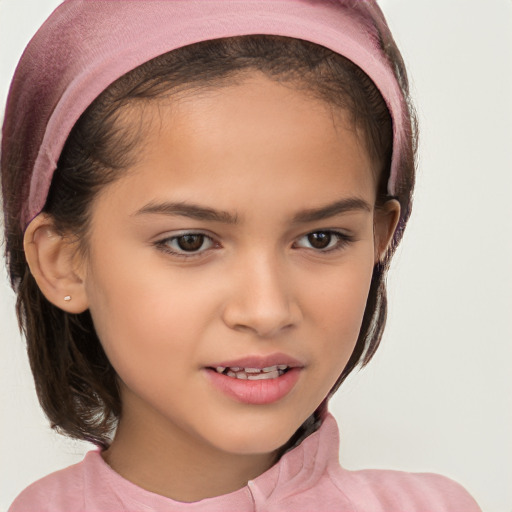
[327,466,482,511]
[8,452,94,512]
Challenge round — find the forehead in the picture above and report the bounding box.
[95,73,377,218]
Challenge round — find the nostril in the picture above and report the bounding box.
[220,268,302,336]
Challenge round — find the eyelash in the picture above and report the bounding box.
[155,230,354,259]
[155,232,218,259]
[294,231,353,252]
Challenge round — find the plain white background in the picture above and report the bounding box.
[1,1,511,511]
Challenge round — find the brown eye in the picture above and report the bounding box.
[177,234,205,252]
[295,230,351,253]
[307,231,332,249]
[156,232,216,258]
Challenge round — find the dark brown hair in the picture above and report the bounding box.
[2,35,417,450]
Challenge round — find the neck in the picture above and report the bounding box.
[102,392,277,502]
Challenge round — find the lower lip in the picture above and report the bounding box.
[205,368,301,405]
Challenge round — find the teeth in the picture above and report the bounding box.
[213,365,290,378]
[248,370,280,380]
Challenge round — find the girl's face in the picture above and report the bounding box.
[80,73,397,461]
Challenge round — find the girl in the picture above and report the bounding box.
[1,1,483,510]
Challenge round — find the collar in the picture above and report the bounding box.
[86,413,341,511]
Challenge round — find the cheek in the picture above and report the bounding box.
[310,255,373,333]
[83,245,235,394]
[83,256,202,376]
[303,252,374,374]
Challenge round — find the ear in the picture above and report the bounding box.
[23,214,89,313]
[373,199,401,263]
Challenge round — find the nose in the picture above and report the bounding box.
[221,252,302,338]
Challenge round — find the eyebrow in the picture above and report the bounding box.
[134,197,371,224]
[135,201,239,224]
[291,197,371,223]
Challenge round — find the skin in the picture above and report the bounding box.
[25,72,399,502]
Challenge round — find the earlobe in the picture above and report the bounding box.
[374,199,401,263]
[23,214,89,313]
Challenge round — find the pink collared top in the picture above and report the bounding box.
[9,413,481,512]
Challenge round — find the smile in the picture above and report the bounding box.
[205,354,303,405]
[214,365,290,380]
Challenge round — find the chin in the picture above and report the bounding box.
[208,410,309,456]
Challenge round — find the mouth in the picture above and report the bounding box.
[204,354,303,405]
[211,364,291,380]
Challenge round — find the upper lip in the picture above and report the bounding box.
[208,353,304,370]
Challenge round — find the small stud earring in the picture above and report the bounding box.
[64,295,72,302]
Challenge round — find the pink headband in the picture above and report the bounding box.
[3,0,409,227]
